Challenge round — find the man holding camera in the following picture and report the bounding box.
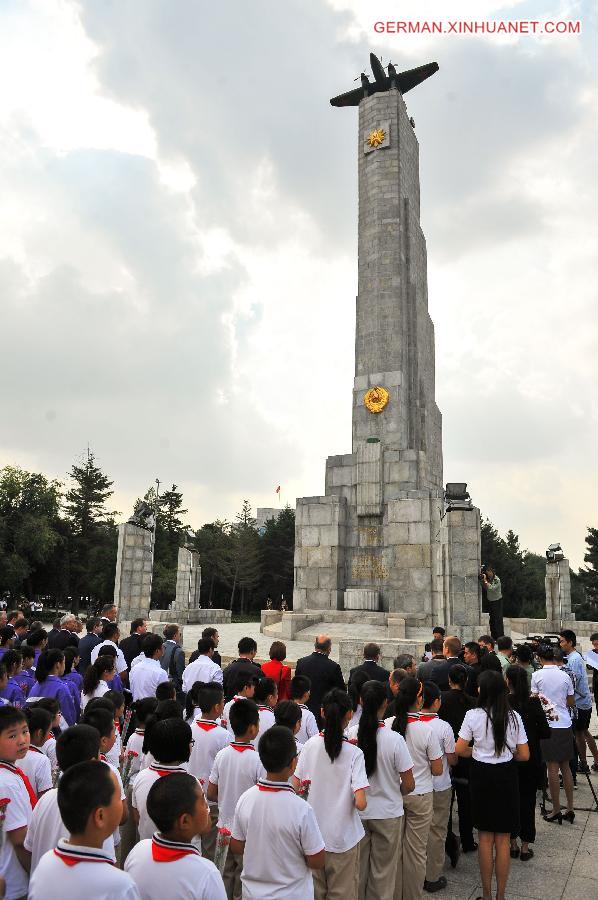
[559,629,598,773]
[481,565,503,640]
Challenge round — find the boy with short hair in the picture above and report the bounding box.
[155,680,176,702]
[291,676,319,745]
[23,724,118,871]
[208,699,264,900]
[21,707,53,796]
[222,674,256,735]
[132,718,193,840]
[0,706,34,899]
[124,772,226,899]
[231,726,325,898]
[274,700,304,755]
[81,706,128,854]
[28,760,140,899]
[253,677,278,747]
[187,684,230,861]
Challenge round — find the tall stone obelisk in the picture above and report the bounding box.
[290,56,482,635]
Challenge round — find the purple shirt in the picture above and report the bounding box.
[14,668,36,697]
[28,674,77,725]
[0,679,24,708]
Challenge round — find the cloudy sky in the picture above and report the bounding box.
[0,0,596,567]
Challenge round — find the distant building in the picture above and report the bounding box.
[256,507,283,534]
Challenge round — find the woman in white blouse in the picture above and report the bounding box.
[456,670,529,900]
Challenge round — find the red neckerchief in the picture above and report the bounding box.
[151,833,201,862]
[407,714,421,724]
[29,745,44,754]
[257,706,273,713]
[0,761,37,808]
[230,742,255,753]
[378,722,385,728]
[149,764,186,778]
[114,720,121,734]
[257,778,296,793]
[99,754,108,762]
[419,713,438,722]
[53,839,114,867]
[196,719,218,732]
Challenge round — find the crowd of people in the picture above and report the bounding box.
[0,600,596,900]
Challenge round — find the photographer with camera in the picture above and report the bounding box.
[480,565,503,641]
[559,629,598,773]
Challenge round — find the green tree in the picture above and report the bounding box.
[259,506,295,608]
[195,521,235,608]
[576,527,598,620]
[229,500,262,614]
[481,519,546,618]
[0,466,62,599]
[150,484,188,608]
[64,450,117,613]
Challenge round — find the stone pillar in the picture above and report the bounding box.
[173,547,202,614]
[447,507,482,629]
[293,496,347,611]
[113,523,154,621]
[545,558,573,628]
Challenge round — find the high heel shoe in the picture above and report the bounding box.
[563,810,575,824]
[543,811,562,824]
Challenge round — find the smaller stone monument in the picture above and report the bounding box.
[113,500,156,621]
[545,544,573,630]
[172,545,202,616]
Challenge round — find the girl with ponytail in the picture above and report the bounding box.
[293,688,368,898]
[81,656,116,711]
[456,669,529,900]
[389,676,443,900]
[27,649,77,725]
[349,681,414,898]
[439,664,477,854]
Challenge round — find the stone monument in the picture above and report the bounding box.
[545,547,573,631]
[263,54,483,657]
[113,501,155,621]
[172,545,202,615]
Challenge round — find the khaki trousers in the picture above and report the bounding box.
[313,843,360,900]
[425,788,452,882]
[358,817,402,900]
[394,792,434,900]
[201,805,219,861]
[223,849,243,900]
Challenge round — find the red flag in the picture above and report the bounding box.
[275,485,280,494]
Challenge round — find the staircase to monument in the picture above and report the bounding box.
[261,610,434,645]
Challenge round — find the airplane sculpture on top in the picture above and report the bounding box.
[330,52,439,107]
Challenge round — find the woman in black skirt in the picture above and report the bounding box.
[506,665,550,861]
[456,670,529,900]
[439,664,477,852]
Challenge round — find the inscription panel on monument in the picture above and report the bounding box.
[359,526,382,547]
[352,553,389,581]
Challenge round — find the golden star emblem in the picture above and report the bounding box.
[367,128,386,148]
[364,386,390,413]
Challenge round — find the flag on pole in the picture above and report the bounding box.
[275,485,281,505]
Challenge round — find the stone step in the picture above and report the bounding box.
[294,622,392,643]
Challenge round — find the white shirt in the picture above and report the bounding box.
[345,706,362,735]
[125,729,149,784]
[222,696,248,735]
[24,788,116,871]
[132,763,188,840]
[531,665,574,728]
[255,707,276,747]
[209,742,265,830]
[385,715,442,795]
[294,734,369,853]
[187,720,231,791]
[129,657,169,701]
[91,640,127,674]
[347,722,413,819]
[105,727,122,770]
[29,839,140,900]
[81,680,110,711]
[232,780,325,900]
[18,746,52,796]
[422,714,456,792]
[124,836,226,900]
[42,735,58,772]
[459,707,527,764]
[101,758,126,847]
[296,704,319,746]
[182,655,223,693]
[0,764,32,900]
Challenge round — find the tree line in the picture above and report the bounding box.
[1,452,597,620]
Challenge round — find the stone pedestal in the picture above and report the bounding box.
[344,588,379,611]
[545,558,573,629]
[113,523,154,621]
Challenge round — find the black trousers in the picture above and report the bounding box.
[454,760,476,850]
[511,769,538,844]
[489,599,504,641]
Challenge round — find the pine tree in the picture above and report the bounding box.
[230,501,262,614]
[577,527,598,618]
[150,484,188,608]
[260,506,295,607]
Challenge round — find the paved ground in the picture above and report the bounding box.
[181,620,598,898]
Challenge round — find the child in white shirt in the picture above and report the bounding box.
[291,676,319,746]
[293,689,369,899]
[208,699,264,900]
[232,726,325,899]
[125,771,225,899]
[222,674,256,735]
[420,681,458,892]
[274,700,304,759]
[253,677,278,748]
[348,680,414,899]
[0,707,34,900]
[21,706,54,797]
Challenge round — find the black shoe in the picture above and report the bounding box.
[543,811,562,824]
[563,810,575,823]
[446,831,460,868]
[578,762,590,774]
[520,848,534,862]
[461,842,478,853]
[510,845,520,858]
[424,877,447,893]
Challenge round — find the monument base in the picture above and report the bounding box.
[150,608,232,626]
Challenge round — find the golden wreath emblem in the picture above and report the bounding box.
[367,128,386,148]
[364,386,389,413]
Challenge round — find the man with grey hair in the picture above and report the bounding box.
[295,634,346,726]
[52,613,79,650]
[394,653,417,675]
[349,642,390,689]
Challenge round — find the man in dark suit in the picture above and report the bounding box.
[425,636,464,692]
[222,637,264,700]
[463,641,483,697]
[77,617,103,674]
[119,618,148,669]
[295,635,346,727]
[52,614,79,651]
[46,618,62,649]
[348,643,390,690]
